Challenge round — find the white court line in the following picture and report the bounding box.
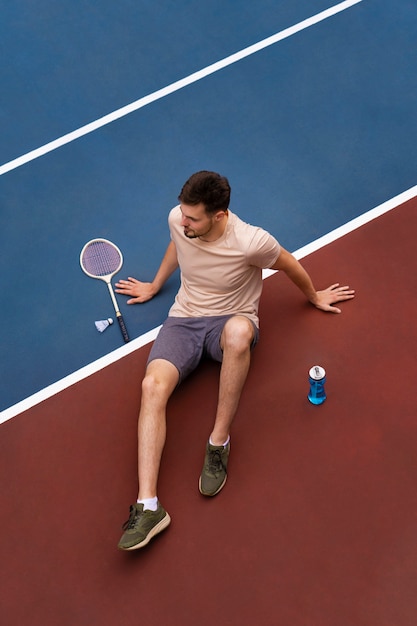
[1,183,416,425]
[0,0,362,176]
[261,184,417,278]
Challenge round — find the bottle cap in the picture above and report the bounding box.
[309,365,326,380]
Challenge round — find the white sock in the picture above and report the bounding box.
[209,435,230,448]
[137,496,158,511]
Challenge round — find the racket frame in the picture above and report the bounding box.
[80,238,130,343]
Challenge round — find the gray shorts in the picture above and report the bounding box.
[147,315,259,383]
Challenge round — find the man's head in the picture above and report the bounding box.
[178,171,231,215]
[178,171,231,241]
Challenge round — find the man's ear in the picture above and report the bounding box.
[215,210,228,222]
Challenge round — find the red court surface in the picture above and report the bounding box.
[1,199,416,626]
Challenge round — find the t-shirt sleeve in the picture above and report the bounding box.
[246,228,281,268]
[168,206,177,238]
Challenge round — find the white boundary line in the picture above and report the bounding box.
[0,0,362,176]
[1,183,416,425]
[263,184,417,277]
[0,326,162,425]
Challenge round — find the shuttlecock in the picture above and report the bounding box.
[95,318,114,332]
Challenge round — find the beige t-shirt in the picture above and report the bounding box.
[168,206,281,326]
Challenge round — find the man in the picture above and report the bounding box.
[115,171,354,551]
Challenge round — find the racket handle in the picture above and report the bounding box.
[116,312,130,343]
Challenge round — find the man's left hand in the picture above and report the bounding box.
[312,283,355,313]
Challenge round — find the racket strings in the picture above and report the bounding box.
[81,241,121,277]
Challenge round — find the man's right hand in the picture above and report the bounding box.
[115,277,157,304]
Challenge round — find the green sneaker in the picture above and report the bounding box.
[118,502,171,551]
[199,441,230,496]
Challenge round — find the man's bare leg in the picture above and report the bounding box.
[199,316,254,497]
[210,315,254,445]
[118,358,179,550]
[137,358,179,500]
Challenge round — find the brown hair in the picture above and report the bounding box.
[178,171,231,214]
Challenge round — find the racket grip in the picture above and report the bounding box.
[117,313,130,343]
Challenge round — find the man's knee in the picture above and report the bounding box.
[221,316,255,353]
[141,359,179,399]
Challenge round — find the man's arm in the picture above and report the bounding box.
[270,247,355,314]
[115,240,179,304]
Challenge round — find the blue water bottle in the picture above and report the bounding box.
[308,365,327,405]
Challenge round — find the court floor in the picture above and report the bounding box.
[1,2,417,625]
[1,198,416,626]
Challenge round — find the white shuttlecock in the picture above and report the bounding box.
[95,318,114,332]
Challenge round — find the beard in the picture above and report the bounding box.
[183,228,199,239]
[183,224,214,239]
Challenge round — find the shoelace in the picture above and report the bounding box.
[208,449,224,475]
[122,505,142,531]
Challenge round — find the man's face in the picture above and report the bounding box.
[180,203,218,239]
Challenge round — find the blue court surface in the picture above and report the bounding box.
[1,0,417,415]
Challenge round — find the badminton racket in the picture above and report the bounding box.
[80,238,130,343]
